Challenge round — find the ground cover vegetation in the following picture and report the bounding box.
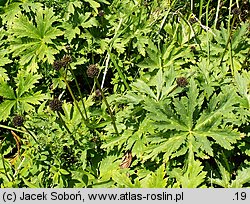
[0,0,249,187]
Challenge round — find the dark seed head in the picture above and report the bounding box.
[98,10,105,17]
[95,89,102,97]
[87,64,99,78]
[176,77,188,87]
[189,17,197,24]
[49,98,62,112]
[91,136,99,143]
[143,0,149,7]
[65,44,71,51]
[190,45,196,52]
[61,54,72,67]
[13,115,24,127]
[63,145,69,152]
[232,7,241,15]
[53,60,63,71]
[61,146,76,166]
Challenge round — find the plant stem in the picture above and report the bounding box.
[94,78,119,137]
[57,112,72,135]
[107,48,130,91]
[219,12,237,68]
[0,124,26,134]
[60,70,88,125]
[198,0,204,33]
[57,112,78,145]
[177,12,203,52]
[205,0,211,64]
[23,125,38,144]
[214,0,221,28]
[68,65,89,122]
[0,138,12,182]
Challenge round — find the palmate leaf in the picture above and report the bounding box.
[234,71,250,109]
[0,72,49,121]
[0,68,9,82]
[0,82,15,99]
[112,171,134,188]
[174,79,201,129]
[0,100,17,121]
[144,98,188,132]
[99,156,120,181]
[140,164,168,188]
[193,129,240,154]
[214,161,250,188]
[18,91,49,110]
[132,68,177,102]
[137,41,162,71]
[195,86,238,131]
[212,160,231,187]
[143,132,188,161]
[138,40,194,71]
[132,80,157,100]
[179,151,206,188]
[16,73,42,97]
[143,78,241,161]
[231,167,250,188]
[8,7,64,72]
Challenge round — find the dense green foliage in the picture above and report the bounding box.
[0,0,249,188]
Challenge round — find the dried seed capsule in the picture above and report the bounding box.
[65,44,71,51]
[87,64,99,78]
[61,54,72,67]
[53,60,63,71]
[232,7,241,15]
[95,89,102,97]
[98,10,105,17]
[190,45,196,52]
[49,98,62,111]
[189,17,197,24]
[13,115,24,127]
[176,77,188,87]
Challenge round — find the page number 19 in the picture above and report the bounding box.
[234,192,247,200]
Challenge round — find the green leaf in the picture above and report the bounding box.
[85,0,100,13]
[181,158,206,187]
[143,132,187,161]
[231,167,250,188]
[195,87,238,131]
[212,160,231,187]
[99,156,120,181]
[0,100,16,121]
[16,73,41,97]
[141,164,167,188]
[22,178,39,188]
[207,130,240,150]
[149,69,164,101]
[101,133,130,149]
[171,151,206,188]
[112,171,134,187]
[8,7,63,71]
[0,71,48,121]
[0,68,9,83]
[59,169,70,175]
[234,71,250,109]
[0,82,15,99]
[145,99,188,132]
[193,133,213,156]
